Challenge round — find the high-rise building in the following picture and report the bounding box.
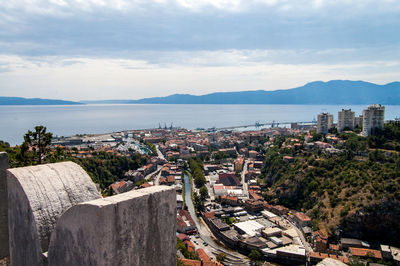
[362,104,385,136]
[338,109,355,132]
[317,113,334,134]
[354,115,363,128]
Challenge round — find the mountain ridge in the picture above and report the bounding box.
[81,80,400,105]
[0,97,82,105]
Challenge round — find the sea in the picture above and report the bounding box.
[1,104,399,146]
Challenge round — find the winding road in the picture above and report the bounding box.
[184,174,250,265]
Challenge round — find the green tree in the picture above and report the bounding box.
[23,125,52,164]
[200,186,208,200]
[248,250,261,261]
[216,253,226,262]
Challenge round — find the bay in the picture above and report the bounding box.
[1,104,399,146]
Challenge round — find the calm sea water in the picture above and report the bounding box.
[1,104,399,145]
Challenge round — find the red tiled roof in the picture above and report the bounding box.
[196,248,210,262]
[218,173,241,186]
[178,258,201,266]
[310,252,349,264]
[139,182,151,189]
[249,190,263,200]
[295,212,311,222]
[111,180,127,190]
[329,244,340,251]
[313,231,328,239]
[184,240,195,253]
[350,248,382,259]
[204,212,216,219]
[221,195,238,202]
[178,233,190,241]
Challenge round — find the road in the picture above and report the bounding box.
[184,174,250,265]
[144,165,162,181]
[156,145,165,160]
[288,220,313,254]
[241,160,249,198]
[154,168,163,185]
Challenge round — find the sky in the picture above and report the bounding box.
[0,0,400,101]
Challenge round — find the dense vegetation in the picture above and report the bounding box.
[188,158,208,213]
[0,127,147,190]
[261,121,400,244]
[188,158,206,188]
[72,151,147,189]
[177,237,199,261]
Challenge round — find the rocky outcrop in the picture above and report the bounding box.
[339,200,400,246]
[7,162,102,266]
[48,186,177,266]
[0,153,9,259]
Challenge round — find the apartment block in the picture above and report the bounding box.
[362,104,385,136]
[317,113,334,134]
[338,109,355,132]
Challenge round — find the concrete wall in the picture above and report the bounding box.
[0,152,9,259]
[48,185,177,266]
[7,162,102,266]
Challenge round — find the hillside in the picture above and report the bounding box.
[260,122,400,245]
[82,80,400,105]
[0,97,82,105]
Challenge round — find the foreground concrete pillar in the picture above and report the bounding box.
[0,152,9,259]
[7,162,102,266]
[48,186,177,266]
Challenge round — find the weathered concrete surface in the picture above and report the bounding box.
[48,186,177,266]
[7,162,101,266]
[0,153,9,259]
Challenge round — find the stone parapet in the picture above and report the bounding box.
[5,160,177,266]
[7,161,102,266]
[0,153,9,259]
[48,186,177,266]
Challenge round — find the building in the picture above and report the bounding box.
[178,258,201,266]
[221,195,239,206]
[262,227,282,238]
[340,238,369,250]
[362,104,385,136]
[245,199,264,213]
[317,113,334,134]
[338,109,355,132]
[313,231,328,253]
[262,245,306,265]
[349,247,382,260]
[354,115,363,128]
[309,252,349,265]
[196,248,211,264]
[234,220,265,237]
[177,209,196,234]
[294,212,312,227]
[234,157,245,172]
[218,172,241,187]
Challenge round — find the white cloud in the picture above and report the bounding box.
[0,51,398,100]
[1,0,400,15]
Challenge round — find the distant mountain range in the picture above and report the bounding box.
[0,97,82,105]
[81,80,400,105]
[2,80,399,105]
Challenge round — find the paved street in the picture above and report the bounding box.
[241,160,249,198]
[184,174,250,265]
[156,145,165,160]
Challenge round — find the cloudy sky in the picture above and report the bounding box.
[0,0,399,101]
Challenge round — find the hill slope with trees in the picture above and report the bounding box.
[261,121,400,245]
